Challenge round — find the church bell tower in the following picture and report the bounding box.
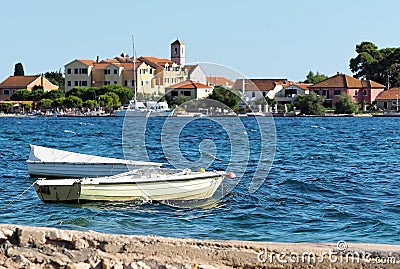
[170,38,185,66]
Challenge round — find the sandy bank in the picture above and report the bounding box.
[0,224,399,268]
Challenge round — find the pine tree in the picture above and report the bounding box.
[14,62,25,76]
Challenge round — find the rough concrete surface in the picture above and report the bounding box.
[0,224,399,268]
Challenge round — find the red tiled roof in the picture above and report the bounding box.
[0,76,39,88]
[166,80,211,89]
[206,76,234,86]
[233,79,288,91]
[309,74,385,89]
[285,83,313,90]
[77,59,95,66]
[376,87,400,100]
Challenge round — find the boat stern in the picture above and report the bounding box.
[34,179,81,203]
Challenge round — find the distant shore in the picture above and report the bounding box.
[0,224,399,268]
[1,112,400,118]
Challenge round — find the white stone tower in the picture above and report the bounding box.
[170,38,185,65]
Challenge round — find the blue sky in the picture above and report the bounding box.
[2,0,400,82]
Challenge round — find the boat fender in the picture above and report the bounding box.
[226,172,236,178]
[197,167,205,173]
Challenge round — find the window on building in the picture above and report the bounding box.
[104,81,110,85]
[114,81,117,84]
[363,90,368,96]
[3,89,10,95]
[171,91,178,96]
[184,91,191,96]
[74,68,79,74]
[104,70,110,75]
[67,68,71,74]
[81,68,88,74]
[74,81,79,86]
[114,69,118,75]
[67,81,71,87]
[172,78,176,83]
[354,90,358,96]
[165,78,170,83]
[125,80,128,86]
[334,90,341,96]
[252,92,256,98]
[81,81,88,87]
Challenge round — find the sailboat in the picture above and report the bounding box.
[114,36,174,117]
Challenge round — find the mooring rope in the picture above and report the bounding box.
[0,181,36,211]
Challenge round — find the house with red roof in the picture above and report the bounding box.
[275,83,312,104]
[165,80,213,100]
[0,75,58,101]
[308,73,385,108]
[64,39,188,95]
[233,78,291,103]
[375,87,400,110]
[207,76,234,88]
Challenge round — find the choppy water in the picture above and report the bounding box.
[0,116,399,244]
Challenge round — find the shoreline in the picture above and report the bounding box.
[0,224,399,268]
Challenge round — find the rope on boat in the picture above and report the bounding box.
[0,181,36,211]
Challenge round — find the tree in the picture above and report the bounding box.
[45,71,64,87]
[334,94,358,114]
[63,96,83,109]
[349,41,400,87]
[14,62,25,76]
[44,89,65,100]
[52,97,66,110]
[104,92,121,107]
[10,89,31,101]
[100,84,133,104]
[37,98,53,110]
[98,94,114,112]
[83,100,99,110]
[304,71,328,84]
[30,86,45,101]
[208,86,241,110]
[169,96,191,107]
[295,92,325,115]
[1,103,13,113]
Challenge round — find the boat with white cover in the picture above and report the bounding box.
[26,145,162,178]
[34,168,226,203]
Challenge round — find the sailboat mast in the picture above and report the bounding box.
[132,35,137,108]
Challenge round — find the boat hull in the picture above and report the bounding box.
[34,171,225,203]
[27,145,162,178]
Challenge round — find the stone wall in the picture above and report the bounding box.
[0,224,399,268]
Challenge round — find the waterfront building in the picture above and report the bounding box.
[165,80,213,100]
[0,75,58,101]
[206,76,234,88]
[308,73,385,108]
[275,83,312,104]
[184,64,207,84]
[233,78,291,104]
[64,39,188,96]
[375,87,400,111]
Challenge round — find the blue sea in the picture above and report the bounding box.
[0,116,399,244]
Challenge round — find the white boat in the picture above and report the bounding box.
[26,145,162,178]
[113,37,174,118]
[113,100,149,117]
[34,168,226,203]
[114,100,174,117]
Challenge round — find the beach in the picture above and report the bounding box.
[0,224,399,268]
